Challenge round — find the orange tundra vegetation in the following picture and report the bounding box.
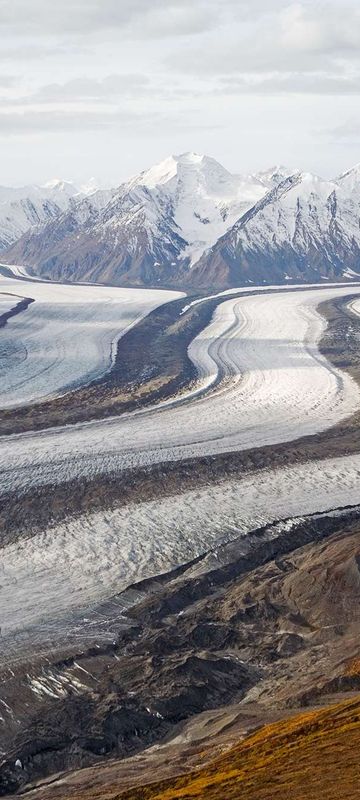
[113,696,360,800]
[345,658,360,677]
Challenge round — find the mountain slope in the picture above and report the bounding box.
[117,696,360,800]
[189,169,360,288]
[7,508,360,799]
[15,696,360,800]
[3,156,360,289]
[0,179,112,251]
[1,154,276,286]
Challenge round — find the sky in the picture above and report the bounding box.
[0,0,359,186]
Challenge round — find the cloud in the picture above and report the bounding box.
[217,72,360,95]
[35,75,150,102]
[0,0,292,41]
[167,2,360,78]
[0,0,227,38]
[280,3,360,54]
[326,119,360,140]
[0,0,359,187]
[129,4,220,37]
[0,42,90,63]
[0,104,217,136]
[0,75,19,87]
[0,107,160,134]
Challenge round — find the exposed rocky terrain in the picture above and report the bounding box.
[2,507,360,796]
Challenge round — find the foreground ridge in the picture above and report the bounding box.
[118,696,360,800]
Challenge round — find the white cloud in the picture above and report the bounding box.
[35,75,150,102]
[280,3,360,53]
[0,0,224,38]
[217,72,360,94]
[167,2,360,77]
[326,119,360,139]
[0,0,358,183]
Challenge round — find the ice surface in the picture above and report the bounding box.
[347,297,360,317]
[180,280,358,314]
[2,281,360,648]
[1,284,360,496]
[2,452,360,635]
[0,266,183,408]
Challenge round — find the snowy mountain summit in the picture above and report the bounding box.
[124,151,269,265]
[3,153,360,289]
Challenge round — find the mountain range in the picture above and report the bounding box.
[2,153,360,289]
[0,177,114,254]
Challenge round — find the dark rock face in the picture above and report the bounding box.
[0,700,169,795]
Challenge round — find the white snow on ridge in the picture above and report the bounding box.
[1,285,360,495]
[0,179,113,251]
[0,270,183,408]
[125,152,271,265]
[4,156,360,282]
[226,168,360,272]
[0,180,79,249]
[336,163,360,193]
[343,268,360,279]
[2,452,360,636]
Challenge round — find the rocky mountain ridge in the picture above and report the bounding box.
[0,178,113,251]
[2,154,360,288]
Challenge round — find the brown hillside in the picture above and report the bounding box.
[117,696,360,800]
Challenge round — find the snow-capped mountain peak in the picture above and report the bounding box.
[120,152,270,265]
[3,155,360,290]
[79,177,103,195]
[128,152,234,191]
[254,165,297,189]
[130,154,180,188]
[0,180,78,249]
[336,163,360,194]
[41,178,78,195]
[0,176,115,250]
[190,164,360,288]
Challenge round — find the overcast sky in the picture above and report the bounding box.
[0,0,359,186]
